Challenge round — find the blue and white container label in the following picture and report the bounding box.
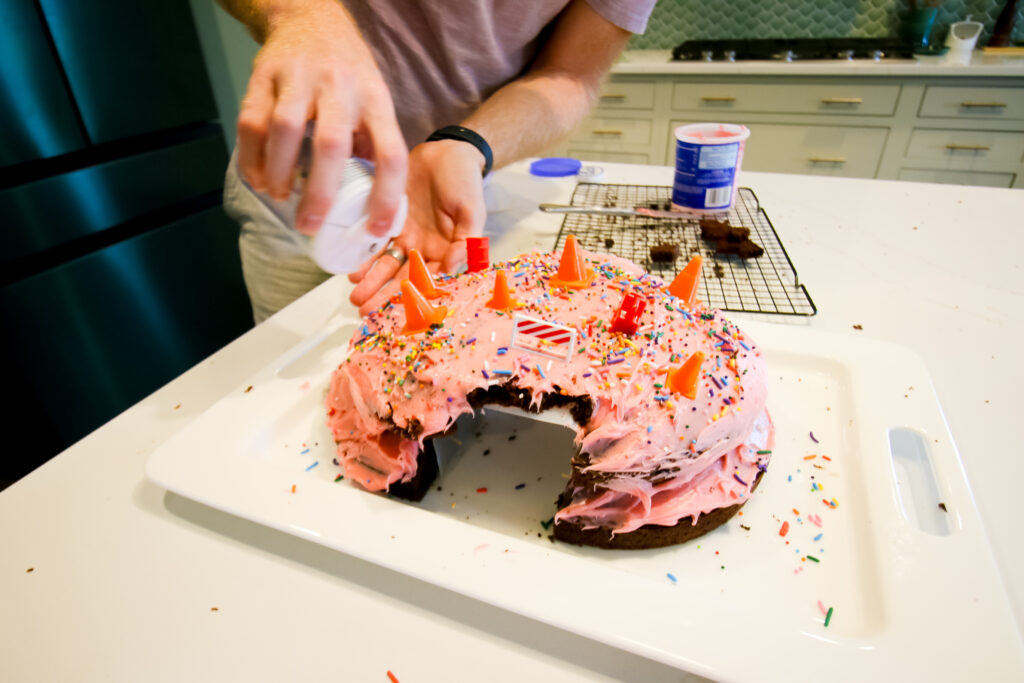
[670,123,750,212]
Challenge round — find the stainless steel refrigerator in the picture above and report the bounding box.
[1,0,253,480]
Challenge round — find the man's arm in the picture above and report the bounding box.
[348,0,632,314]
[462,0,632,170]
[217,0,407,236]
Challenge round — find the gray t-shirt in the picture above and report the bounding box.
[344,0,657,148]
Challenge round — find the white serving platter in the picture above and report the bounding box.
[147,317,1024,681]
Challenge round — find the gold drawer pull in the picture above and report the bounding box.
[591,129,623,135]
[946,143,991,151]
[808,156,847,163]
[960,101,1007,108]
[700,96,736,102]
[821,97,863,104]
[600,93,627,100]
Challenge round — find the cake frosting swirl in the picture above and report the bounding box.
[326,240,773,545]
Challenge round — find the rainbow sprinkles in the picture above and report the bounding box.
[325,236,774,549]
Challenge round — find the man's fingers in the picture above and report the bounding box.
[442,197,487,272]
[363,96,408,237]
[357,278,403,317]
[347,247,379,284]
[236,73,275,191]
[442,239,468,273]
[264,83,312,200]
[296,94,352,235]
[349,252,406,308]
[357,258,442,315]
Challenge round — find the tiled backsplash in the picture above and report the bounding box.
[632,0,1024,49]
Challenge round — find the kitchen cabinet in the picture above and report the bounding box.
[918,86,1024,120]
[670,81,901,116]
[672,121,890,178]
[558,60,1024,189]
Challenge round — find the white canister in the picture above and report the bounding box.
[944,20,983,65]
[670,123,750,213]
[244,152,407,274]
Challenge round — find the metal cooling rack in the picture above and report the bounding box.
[554,184,816,316]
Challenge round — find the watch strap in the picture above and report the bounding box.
[425,125,493,177]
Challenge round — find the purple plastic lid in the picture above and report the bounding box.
[529,157,583,177]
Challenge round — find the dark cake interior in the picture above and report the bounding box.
[382,380,761,550]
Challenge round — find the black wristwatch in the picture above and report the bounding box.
[425,125,493,177]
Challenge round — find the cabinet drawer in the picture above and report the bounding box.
[567,149,649,164]
[669,122,887,178]
[569,116,651,146]
[905,129,1024,166]
[919,87,1024,120]
[672,82,900,116]
[596,81,656,110]
[898,168,1016,188]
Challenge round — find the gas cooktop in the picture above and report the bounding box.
[671,38,916,62]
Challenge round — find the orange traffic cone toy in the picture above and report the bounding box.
[548,235,595,290]
[486,270,522,310]
[667,351,705,400]
[400,279,447,335]
[407,249,447,299]
[668,255,702,307]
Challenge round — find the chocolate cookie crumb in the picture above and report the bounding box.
[650,243,680,263]
[698,219,761,259]
[714,239,764,259]
[699,218,749,243]
[938,502,947,512]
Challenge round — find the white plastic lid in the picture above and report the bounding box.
[675,122,750,145]
[310,160,408,274]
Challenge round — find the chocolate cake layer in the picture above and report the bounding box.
[553,471,765,550]
[381,380,765,549]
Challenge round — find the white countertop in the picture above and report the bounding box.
[614,49,1024,77]
[2,162,1023,681]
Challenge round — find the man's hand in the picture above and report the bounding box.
[229,0,407,236]
[347,140,487,315]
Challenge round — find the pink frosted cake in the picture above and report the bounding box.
[326,237,773,549]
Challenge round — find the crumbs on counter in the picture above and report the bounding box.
[244,385,253,393]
